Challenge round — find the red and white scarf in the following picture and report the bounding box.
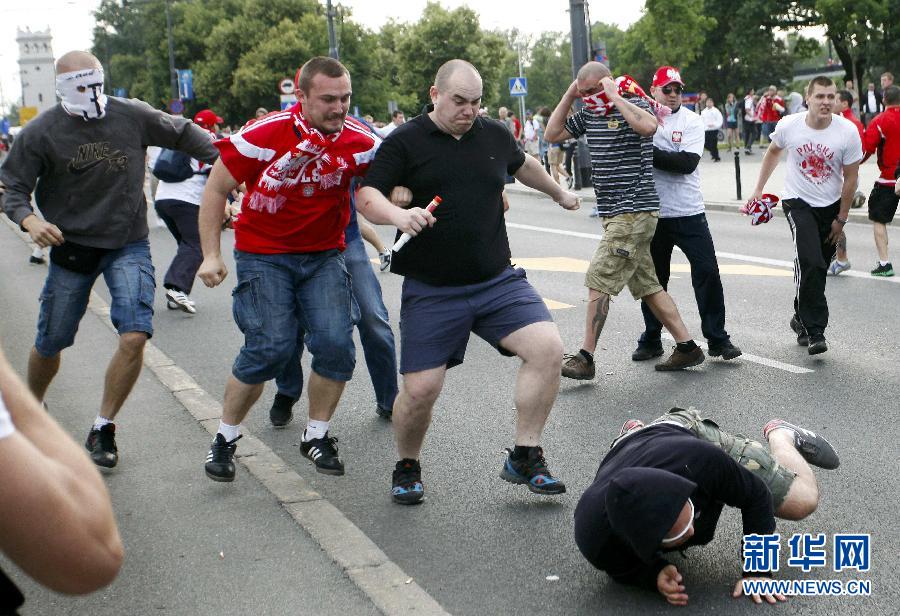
[582,75,672,125]
[251,107,348,209]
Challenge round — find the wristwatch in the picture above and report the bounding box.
[836,216,848,224]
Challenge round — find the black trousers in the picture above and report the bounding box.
[704,130,720,160]
[155,199,202,294]
[638,213,730,347]
[783,199,840,337]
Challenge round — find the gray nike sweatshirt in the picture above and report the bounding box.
[0,97,218,249]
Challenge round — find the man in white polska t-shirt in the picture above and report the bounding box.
[749,76,862,356]
[632,66,743,363]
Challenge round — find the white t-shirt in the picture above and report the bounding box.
[653,106,705,218]
[0,392,15,440]
[153,157,210,206]
[744,96,755,122]
[701,107,723,131]
[771,113,863,207]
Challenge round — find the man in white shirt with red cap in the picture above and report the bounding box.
[632,66,742,363]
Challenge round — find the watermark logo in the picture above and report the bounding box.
[741,533,872,597]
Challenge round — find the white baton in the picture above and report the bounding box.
[391,196,441,252]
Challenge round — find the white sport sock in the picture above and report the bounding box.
[303,419,330,442]
[31,246,44,258]
[879,260,890,266]
[217,421,240,442]
[93,416,113,430]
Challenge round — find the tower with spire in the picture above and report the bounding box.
[17,27,57,116]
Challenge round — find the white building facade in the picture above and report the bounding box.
[17,27,57,115]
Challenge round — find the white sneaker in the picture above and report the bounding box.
[828,260,851,275]
[165,289,197,314]
[378,250,391,272]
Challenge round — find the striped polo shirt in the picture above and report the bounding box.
[565,98,659,217]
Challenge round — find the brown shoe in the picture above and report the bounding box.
[562,352,595,380]
[654,346,705,371]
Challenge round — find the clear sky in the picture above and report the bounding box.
[0,0,647,116]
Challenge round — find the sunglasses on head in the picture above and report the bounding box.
[661,85,683,95]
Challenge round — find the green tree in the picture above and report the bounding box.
[394,2,510,112]
[617,0,715,85]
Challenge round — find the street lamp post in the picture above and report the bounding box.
[326,0,339,60]
[164,0,178,101]
[122,0,178,102]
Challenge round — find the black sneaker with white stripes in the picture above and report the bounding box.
[205,433,242,482]
[300,432,344,476]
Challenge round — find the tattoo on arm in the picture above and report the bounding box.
[590,294,612,345]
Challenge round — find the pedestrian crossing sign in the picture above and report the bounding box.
[509,77,528,97]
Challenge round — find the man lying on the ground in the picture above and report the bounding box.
[574,407,839,606]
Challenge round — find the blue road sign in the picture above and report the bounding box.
[177,69,194,100]
[509,77,528,97]
[168,99,185,115]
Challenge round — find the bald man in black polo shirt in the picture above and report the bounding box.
[358,59,580,506]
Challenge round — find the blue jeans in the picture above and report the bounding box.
[638,214,730,347]
[36,239,154,357]
[230,249,357,385]
[275,237,399,411]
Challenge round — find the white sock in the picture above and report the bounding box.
[303,419,330,442]
[93,416,112,430]
[31,246,43,258]
[217,421,240,442]
[879,260,890,266]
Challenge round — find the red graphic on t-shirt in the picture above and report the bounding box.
[672,131,682,143]
[796,142,835,185]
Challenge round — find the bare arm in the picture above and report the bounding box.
[513,155,580,210]
[0,344,123,594]
[827,161,860,243]
[197,159,239,288]
[544,80,579,143]
[750,143,785,199]
[356,186,436,235]
[603,77,657,137]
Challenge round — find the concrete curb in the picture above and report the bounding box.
[1,214,451,616]
[503,183,873,220]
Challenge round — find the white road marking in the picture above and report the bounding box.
[661,334,814,374]
[506,222,900,284]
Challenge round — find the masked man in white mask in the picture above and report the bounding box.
[0,50,218,469]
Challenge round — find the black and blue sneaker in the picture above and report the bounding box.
[499,447,566,495]
[391,458,424,505]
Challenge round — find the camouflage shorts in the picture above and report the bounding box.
[634,407,797,509]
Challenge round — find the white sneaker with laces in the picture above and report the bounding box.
[378,250,391,272]
[165,289,197,314]
[827,260,851,275]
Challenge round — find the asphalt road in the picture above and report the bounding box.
[2,187,898,614]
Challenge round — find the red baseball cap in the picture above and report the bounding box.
[193,109,224,128]
[652,66,684,88]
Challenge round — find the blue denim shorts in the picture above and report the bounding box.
[399,266,552,373]
[35,239,155,357]
[230,249,358,384]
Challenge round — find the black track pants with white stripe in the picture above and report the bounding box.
[783,198,840,337]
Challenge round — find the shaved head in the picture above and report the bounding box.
[435,59,481,90]
[56,50,102,74]
[577,61,611,82]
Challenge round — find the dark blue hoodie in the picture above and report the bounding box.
[574,423,776,589]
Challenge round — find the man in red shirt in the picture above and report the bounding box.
[829,89,867,274]
[861,85,900,276]
[759,85,784,143]
[196,57,434,482]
